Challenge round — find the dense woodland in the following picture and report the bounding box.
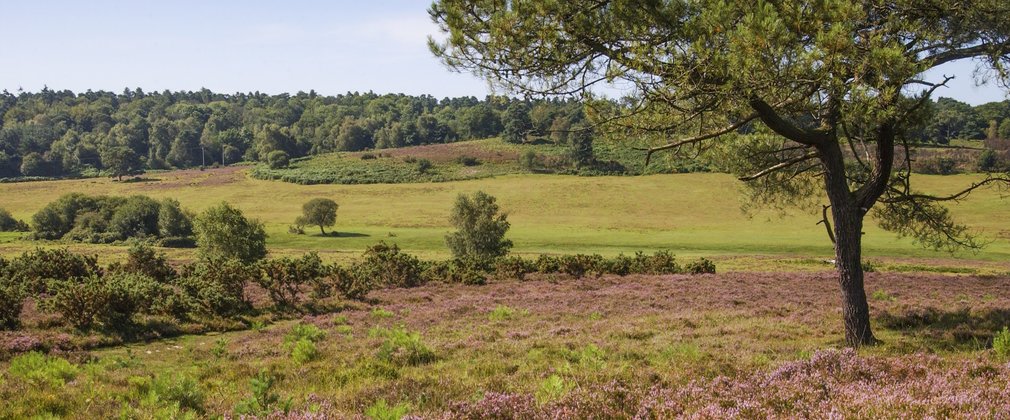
[0,88,584,179]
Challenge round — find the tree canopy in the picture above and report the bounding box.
[300,198,339,235]
[431,0,1010,346]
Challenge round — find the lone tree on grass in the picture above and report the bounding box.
[430,0,1010,346]
[445,191,512,264]
[195,202,267,264]
[101,146,143,181]
[300,198,339,235]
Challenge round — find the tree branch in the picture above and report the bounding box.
[738,151,820,181]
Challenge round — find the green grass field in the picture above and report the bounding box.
[1,165,1008,271]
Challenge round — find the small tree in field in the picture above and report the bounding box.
[299,198,338,235]
[445,191,512,264]
[101,146,142,181]
[195,202,267,264]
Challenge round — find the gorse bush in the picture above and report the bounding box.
[177,258,255,317]
[352,242,424,288]
[1,248,101,294]
[108,243,177,283]
[685,258,717,274]
[256,252,329,309]
[40,272,168,330]
[328,265,372,300]
[0,281,25,330]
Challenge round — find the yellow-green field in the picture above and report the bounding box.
[1,166,1008,271]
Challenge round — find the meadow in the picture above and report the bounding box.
[2,156,1010,418]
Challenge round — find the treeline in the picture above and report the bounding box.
[0,88,585,179]
[922,97,1010,144]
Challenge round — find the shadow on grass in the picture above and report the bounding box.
[311,231,370,238]
[877,307,1010,348]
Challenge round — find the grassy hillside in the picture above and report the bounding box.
[249,138,705,185]
[1,166,1008,270]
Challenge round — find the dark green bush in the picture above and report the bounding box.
[0,281,25,330]
[256,252,329,309]
[415,158,433,173]
[177,258,255,317]
[328,265,371,300]
[2,248,101,294]
[445,191,512,264]
[157,236,197,248]
[493,256,536,281]
[456,156,480,166]
[557,254,604,278]
[40,272,167,330]
[109,243,177,283]
[916,156,958,175]
[421,259,486,285]
[685,258,717,274]
[0,208,29,232]
[110,196,162,239]
[267,151,290,169]
[352,242,424,288]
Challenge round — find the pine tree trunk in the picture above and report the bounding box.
[818,141,878,347]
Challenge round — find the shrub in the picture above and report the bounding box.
[328,265,371,300]
[0,282,25,330]
[415,158,433,173]
[370,326,435,367]
[110,243,176,283]
[519,150,538,170]
[977,149,1002,172]
[633,251,681,274]
[257,253,329,309]
[157,236,197,248]
[177,258,255,317]
[456,155,481,166]
[267,150,290,169]
[493,256,536,281]
[445,191,512,264]
[557,254,604,278]
[352,242,424,288]
[41,272,165,330]
[685,257,717,274]
[0,208,29,232]
[194,202,268,264]
[993,326,1010,359]
[8,352,78,386]
[917,156,958,175]
[360,153,377,160]
[109,195,162,239]
[2,248,101,294]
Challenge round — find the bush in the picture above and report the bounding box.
[352,242,424,288]
[456,156,480,166]
[493,256,535,281]
[917,156,958,175]
[290,338,319,364]
[360,153,377,160]
[0,208,29,232]
[285,323,326,364]
[109,243,176,283]
[234,369,291,416]
[109,195,162,239]
[2,248,101,294]
[445,191,512,264]
[0,281,25,330]
[144,374,206,413]
[415,158,433,173]
[685,257,716,274]
[328,265,371,300]
[194,202,267,264]
[370,326,435,367]
[157,236,197,248]
[256,253,329,309]
[40,272,166,330]
[365,399,411,420]
[267,151,290,169]
[177,258,255,317]
[557,254,604,278]
[519,150,538,171]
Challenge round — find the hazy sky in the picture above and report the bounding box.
[1,1,1007,105]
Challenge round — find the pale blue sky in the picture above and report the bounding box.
[0,1,1006,105]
